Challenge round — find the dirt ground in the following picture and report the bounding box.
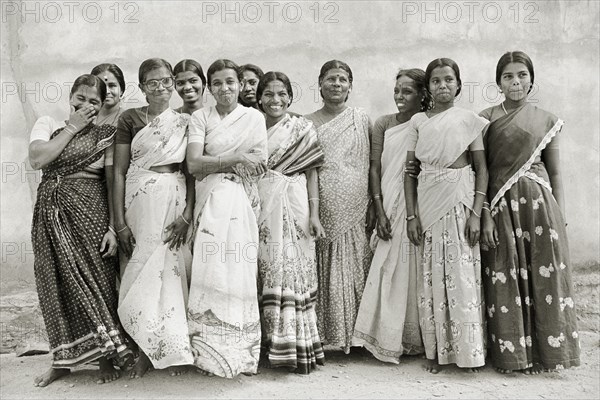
[0,264,598,399]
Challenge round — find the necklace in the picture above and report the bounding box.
[501,102,508,115]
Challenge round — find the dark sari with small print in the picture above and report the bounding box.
[32,123,130,368]
[481,103,580,370]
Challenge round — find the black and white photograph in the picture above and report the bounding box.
[1,0,598,398]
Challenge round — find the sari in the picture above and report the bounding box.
[32,123,130,368]
[353,121,424,363]
[315,107,372,352]
[187,105,267,378]
[406,107,488,368]
[257,114,325,374]
[481,103,580,370]
[117,108,194,369]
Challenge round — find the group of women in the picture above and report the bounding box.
[28,50,580,387]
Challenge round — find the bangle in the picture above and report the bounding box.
[482,206,491,212]
[406,215,416,221]
[63,127,75,137]
[483,201,490,206]
[116,225,129,233]
[308,198,320,202]
[108,225,117,236]
[181,214,190,225]
[373,194,381,199]
[471,210,481,218]
[475,190,487,196]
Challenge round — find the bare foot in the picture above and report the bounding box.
[467,366,483,373]
[523,364,544,375]
[97,357,121,384]
[129,352,152,379]
[34,367,70,387]
[495,367,513,374]
[425,359,442,374]
[168,365,188,377]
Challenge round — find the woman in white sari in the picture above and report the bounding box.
[255,71,326,374]
[113,58,195,379]
[353,69,427,362]
[186,59,268,378]
[404,58,488,373]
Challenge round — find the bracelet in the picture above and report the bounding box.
[63,127,75,137]
[66,123,78,131]
[475,190,487,196]
[471,210,481,218]
[116,225,129,233]
[482,206,491,212]
[308,198,320,202]
[108,225,117,236]
[373,194,381,199]
[181,214,190,225]
[483,201,490,205]
[406,215,416,221]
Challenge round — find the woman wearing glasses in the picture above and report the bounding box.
[113,58,195,379]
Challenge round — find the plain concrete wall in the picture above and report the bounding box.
[1,0,599,282]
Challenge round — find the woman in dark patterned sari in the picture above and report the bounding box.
[480,51,580,374]
[29,74,130,387]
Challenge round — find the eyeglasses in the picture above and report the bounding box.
[143,77,174,91]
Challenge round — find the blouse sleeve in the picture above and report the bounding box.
[370,115,387,161]
[29,116,56,143]
[187,109,207,146]
[115,111,134,145]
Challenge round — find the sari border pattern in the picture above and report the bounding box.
[490,119,563,208]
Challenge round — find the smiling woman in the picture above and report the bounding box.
[304,60,374,354]
[29,74,132,387]
[186,59,268,378]
[112,58,195,379]
[174,59,206,115]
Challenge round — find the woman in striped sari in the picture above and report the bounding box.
[256,71,326,374]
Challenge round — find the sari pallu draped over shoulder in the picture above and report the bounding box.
[353,121,424,363]
[257,115,325,374]
[32,123,130,368]
[118,108,194,370]
[315,107,372,352]
[187,105,267,378]
[408,108,488,368]
[485,103,563,209]
[481,103,580,371]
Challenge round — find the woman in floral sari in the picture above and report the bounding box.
[305,60,374,353]
[353,69,427,363]
[480,51,580,374]
[186,59,268,378]
[404,58,488,373]
[113,58,195,379]
[29,74,130,387]
[255,71,326,374]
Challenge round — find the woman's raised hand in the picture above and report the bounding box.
[68,104,97,131]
